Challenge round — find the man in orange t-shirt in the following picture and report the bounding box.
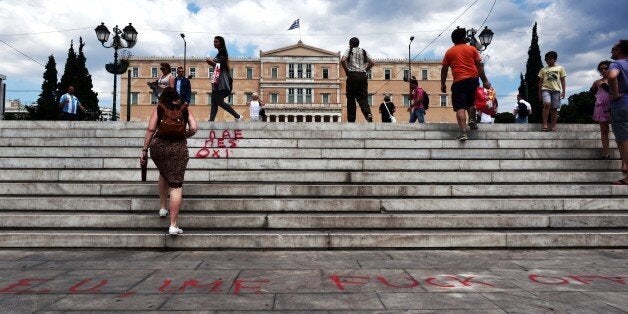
[441,27,491,141]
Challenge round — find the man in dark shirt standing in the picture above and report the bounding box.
[341,37,375,122]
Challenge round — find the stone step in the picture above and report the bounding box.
[0,159,622,177]
[0,183,625,198]
[0,120,607,131]
[0,171,623,186]
[0,127,613,140]
[0,146,615,159]
[0,122,624,249]
[0,138,616,149]
[0,229,625,248]
[2,212,626,229]
[1,197,627,212]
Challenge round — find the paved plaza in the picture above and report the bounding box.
[0,249,626,312]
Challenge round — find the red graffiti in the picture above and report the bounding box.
[376,276,420,288]
[196,129,242,159]
[158,279,173,292]
[530,274,627,285]
[0,272,625,298]
[329,274,494,291]
[116,291,136,298]
[441,275,495,287]
[567,275,626,285]
[0,278,51,293]
[328,275,370,291]
[233,279,270,295]
[69,278,108,293]
[178,280,223,293]
[425,277,455,288]
[158,279,223,293]
[529,274,571,285]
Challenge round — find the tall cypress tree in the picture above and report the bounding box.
[58,40,78,103]
[517,73,525,97]
[74,37,100,119]
[27,55,59,120]
[524,22,543,123]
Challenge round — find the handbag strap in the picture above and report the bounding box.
[383,102,393,116]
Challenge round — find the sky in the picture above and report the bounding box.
[1,0,627,113]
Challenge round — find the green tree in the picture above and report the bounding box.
[558,91,594,123]
[26,55,59,120]
[523,22,543,123]
[74,37,100,119]
[57,38,100,120]
[58,40,78,102]
[517,73,525,97]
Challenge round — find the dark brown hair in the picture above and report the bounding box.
[158,86,179,104]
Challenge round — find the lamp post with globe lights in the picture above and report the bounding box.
[94,22,138,121]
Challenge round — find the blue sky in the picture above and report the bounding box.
[1,0,626,113]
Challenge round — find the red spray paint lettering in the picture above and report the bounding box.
[0,278,51,294]
[69,278,109,293]
[529,274,626,285]
[196,129,243,159]
[233,279,270,295]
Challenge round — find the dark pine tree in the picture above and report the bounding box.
[27,55,59,120]
[57,40,78,105]
[524,22,543,123]
[74,37,100,119]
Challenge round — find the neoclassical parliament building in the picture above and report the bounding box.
[121,41,456,123]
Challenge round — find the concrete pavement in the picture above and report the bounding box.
[0,249,626,312]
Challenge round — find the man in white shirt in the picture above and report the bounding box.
[513,94,532,124]
[59,85,86,120]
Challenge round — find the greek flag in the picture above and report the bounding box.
[287,19,299,31]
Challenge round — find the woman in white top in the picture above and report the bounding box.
[247,92,265,122]
[157,62,175,97]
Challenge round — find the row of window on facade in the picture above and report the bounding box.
[129,64,431,81]
[129,90,448,107]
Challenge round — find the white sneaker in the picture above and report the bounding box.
[168,226,183,235]
[159,208,169,217]
[235,116,243,122]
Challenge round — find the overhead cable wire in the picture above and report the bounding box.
[478,0,497,29]
[371,0,480,96]
[0,27,92,36]
[0,39,45,67]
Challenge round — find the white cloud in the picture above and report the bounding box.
[0,0,626,111]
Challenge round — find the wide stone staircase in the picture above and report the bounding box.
[0,121,627,249]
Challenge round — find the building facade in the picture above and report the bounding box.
[121,41,456,123]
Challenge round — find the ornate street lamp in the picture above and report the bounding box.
[94,22,138,121]
[463,26,494,51]
[478,26,494,50]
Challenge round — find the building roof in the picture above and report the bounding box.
[260,40,339,57]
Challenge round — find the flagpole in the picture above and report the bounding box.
[298,18,301,42]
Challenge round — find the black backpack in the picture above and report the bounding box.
[517,102,529,118]
[422,92,430,110]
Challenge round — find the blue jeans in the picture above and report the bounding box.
[515,116,528,124]
[409,108,425,123]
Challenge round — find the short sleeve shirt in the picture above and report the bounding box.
[538,65,567,92]
[442,44,481,82]
[610,60,628,94]
[342,47,371,72]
